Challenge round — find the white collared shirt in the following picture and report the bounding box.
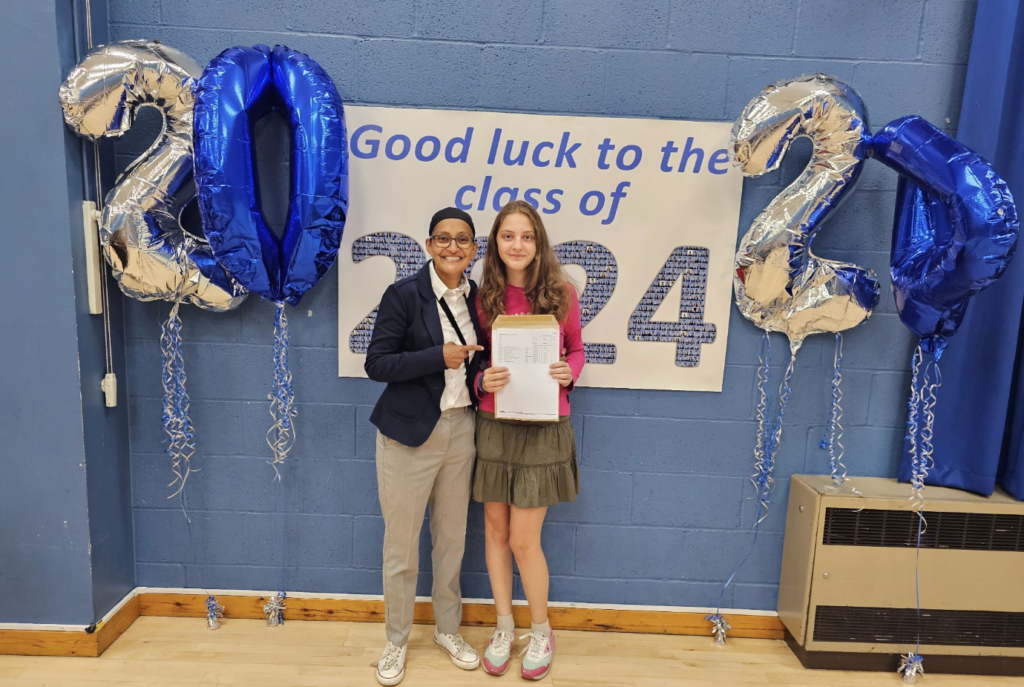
[429,260,476,411]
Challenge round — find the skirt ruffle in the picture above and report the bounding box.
[472,412,580,508]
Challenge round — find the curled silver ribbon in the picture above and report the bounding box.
[266,302,298,479]
[751,332,772,493]
[161,302,197,497]
[907,347,942,511]
[917,361,942,506]
[822,334,848,485]
[750,349,797,525]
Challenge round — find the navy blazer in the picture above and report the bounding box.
[365,262,485,447]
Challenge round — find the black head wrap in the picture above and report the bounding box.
[429,207,475,236]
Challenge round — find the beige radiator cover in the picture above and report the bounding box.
[778,475,1024,657]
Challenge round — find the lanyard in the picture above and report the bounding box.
[438,296,467,346]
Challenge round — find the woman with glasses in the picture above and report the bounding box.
[364,207,485,686]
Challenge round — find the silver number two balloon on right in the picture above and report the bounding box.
[710,74,880,646]
[731,73,880,499]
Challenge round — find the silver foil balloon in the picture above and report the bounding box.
[732,74,880,353]
[59,40,246,311]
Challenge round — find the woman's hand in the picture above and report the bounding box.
[443,342,484,370]
[482,366,510,393]
[549,360,573,387]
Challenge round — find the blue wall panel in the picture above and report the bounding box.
[109,0,976,610]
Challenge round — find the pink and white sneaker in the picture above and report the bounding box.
[519,630,554,680]
[483,627,514,675]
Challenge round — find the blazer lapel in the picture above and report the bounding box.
[417,262,444,347]
[467,280,483,341]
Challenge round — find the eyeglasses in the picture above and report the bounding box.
[430,234,474,248]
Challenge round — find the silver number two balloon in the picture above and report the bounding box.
[59,40,246,311]
[60,40,247,499]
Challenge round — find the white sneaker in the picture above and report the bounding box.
[373,641,406,686]
[433,630,480,670]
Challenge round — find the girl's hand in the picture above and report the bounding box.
[549,360,573,387]
[483,366,511,393]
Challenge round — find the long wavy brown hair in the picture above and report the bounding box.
[478,200,571,325]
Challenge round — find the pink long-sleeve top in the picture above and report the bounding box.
[476,282,585,417]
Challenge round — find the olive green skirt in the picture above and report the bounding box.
[472,411,580,509]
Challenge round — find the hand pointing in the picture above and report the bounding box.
[444,342,484,370]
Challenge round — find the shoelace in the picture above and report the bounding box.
[373,643,402,671]
[518,631,548,662]
[441,632,470,657]
[490,629,514,655]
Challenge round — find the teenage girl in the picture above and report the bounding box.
[472,200,584,680]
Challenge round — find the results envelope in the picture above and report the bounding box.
[492,314,560,422]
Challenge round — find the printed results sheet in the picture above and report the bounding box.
[492,315,560,421]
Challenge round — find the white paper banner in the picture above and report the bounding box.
[337,106,742,392]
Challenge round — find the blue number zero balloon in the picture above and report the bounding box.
[194,44,348,306]
[194,44,348,475]
[872,115,1018,357]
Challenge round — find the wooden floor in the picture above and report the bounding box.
[1,617,1022,686]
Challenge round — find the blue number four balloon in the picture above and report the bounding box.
[194,45,349,474]
[871,116,1017,683]
[873,115,1018,359]
[874,116,1017,506]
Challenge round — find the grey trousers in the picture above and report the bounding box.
[375,406,476,646]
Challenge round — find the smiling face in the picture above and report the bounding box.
[426,218,476,287]
[495,212,538,278]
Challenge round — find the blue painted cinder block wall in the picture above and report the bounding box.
[110,0,976,611]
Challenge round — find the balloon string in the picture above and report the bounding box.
[915,507,925,655]
[710,344,797,643]
[710,486,766,641]
[750,332,773,494]
[820,333,848,486]
[903,492,928,680]
[270,452,288,627]
[266,302,297,480]
[905,509,929,683]
[159,303,222,628]
[757,351,796,524]
[177,485,223,629]
[916,359,942,505]
[906,345,924,503]
[161,302,196,498]
[900,345,941,682]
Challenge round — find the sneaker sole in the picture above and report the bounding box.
[520,665,550,681]
[483,656,510,676]
[375,667,404,686]
[432,636,481,670]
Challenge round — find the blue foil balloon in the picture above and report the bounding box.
[873,118,1018,671]
[872,116,1018,357]
[194,44,348,475]
[194,44,348,306]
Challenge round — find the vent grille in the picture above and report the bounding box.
[813,606,1024,647]
[822,507,1024,551]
